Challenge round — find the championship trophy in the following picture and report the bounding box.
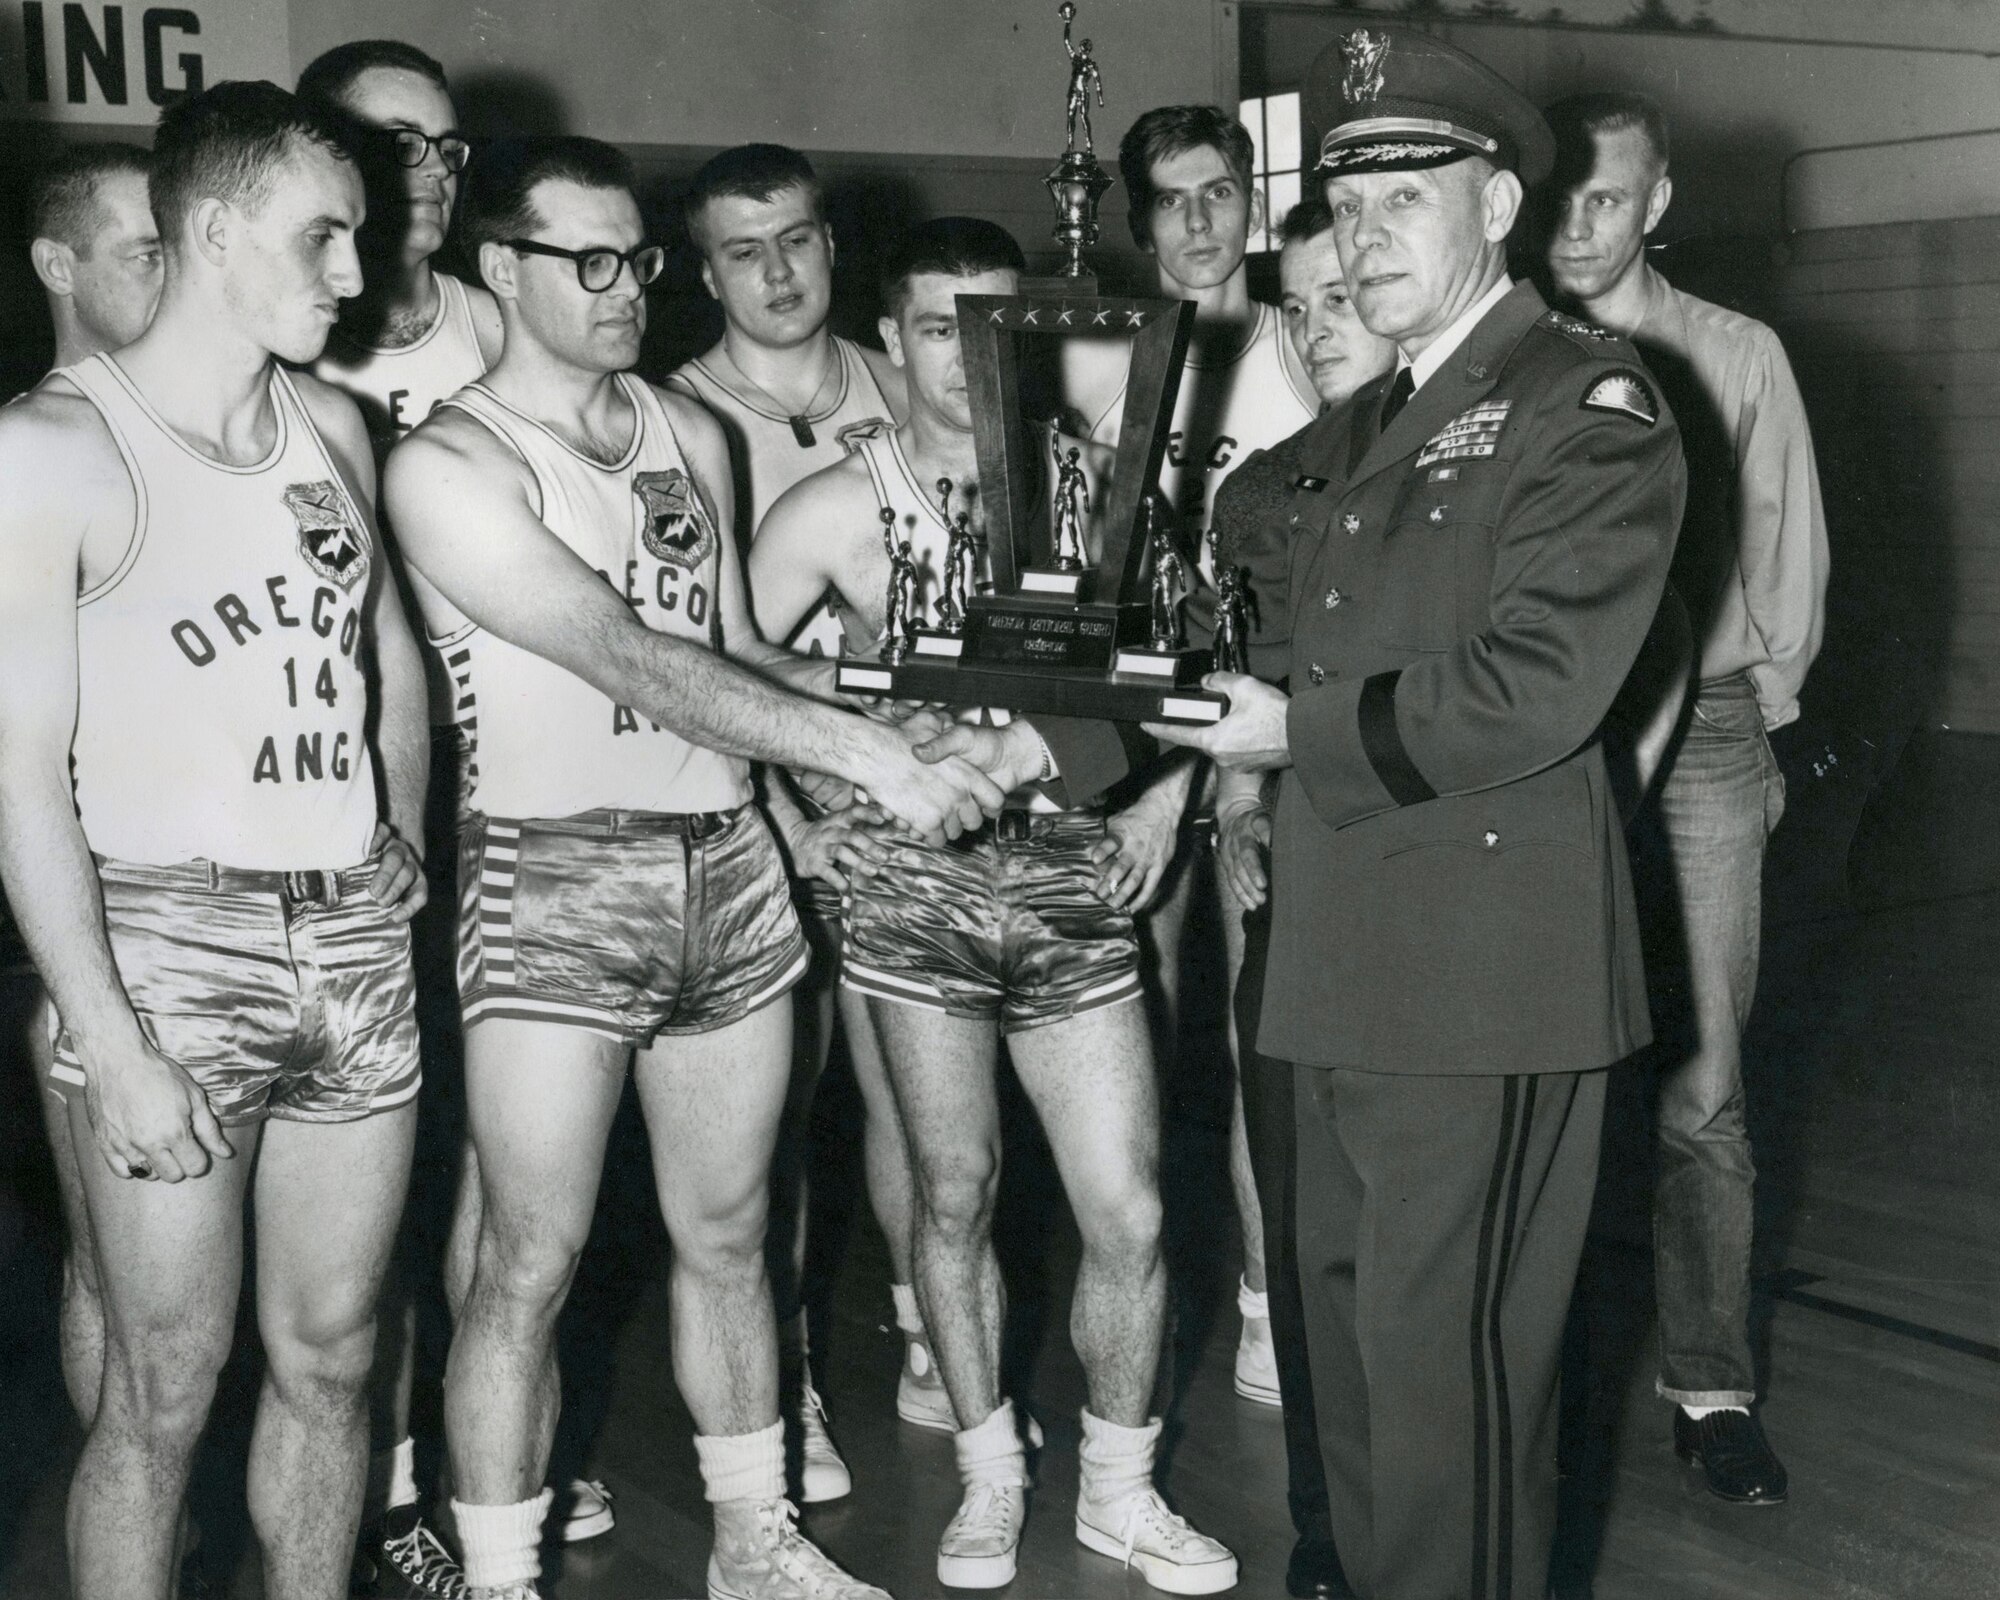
[834,3,1226,725]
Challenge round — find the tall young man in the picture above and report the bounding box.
[1545,91,1827,1507]
[6,132,162,1465]
[0,83,433,1600]
[671,143,923,1491]
[1079,103,1324,1409]
[752,217,1237,1599]
[385,136,999,1600]
[1204,198,1396,1600]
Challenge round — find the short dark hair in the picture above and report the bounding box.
[878,216,1025,320]
[458,135,637,270]
[31,143,150,255]
[296,39,449,112]
[1544,92,1671,177]
[1279,198,1336,250]
[1118,105,1257,250]
[150,80,354,254]
[681,143,822,249]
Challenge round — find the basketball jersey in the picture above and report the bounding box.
[313,271,490,726]
[670,335,895,658]
[1086,302,1315,569]
[430,374,752,820]
[65,354,380,871]
[852,432,1057,815]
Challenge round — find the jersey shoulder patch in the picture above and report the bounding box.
[1580,369,1659,426]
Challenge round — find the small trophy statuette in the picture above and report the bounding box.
[1050,427,1090,573]
[880,506,918,665]
[937,480,978,638]
[1060,2,1105,155]
[1146,499,1185,653]
[1211,526,1251,676]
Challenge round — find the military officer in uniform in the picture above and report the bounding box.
[1150,27,1684,1600]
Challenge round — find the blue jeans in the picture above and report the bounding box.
[1642,673,1785,1406]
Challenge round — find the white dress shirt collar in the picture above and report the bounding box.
[1397,274,1514,395]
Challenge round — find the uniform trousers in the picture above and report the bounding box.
[1293,1062,1606,1600]
[1229,860,1334,1548]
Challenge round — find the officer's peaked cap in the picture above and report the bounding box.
[1304,26,1553,187]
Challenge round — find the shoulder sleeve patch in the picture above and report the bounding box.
[1581,369,1658,426]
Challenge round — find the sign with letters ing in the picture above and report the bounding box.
[0,0,289,124]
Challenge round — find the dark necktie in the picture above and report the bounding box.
[1380,366,1416,433]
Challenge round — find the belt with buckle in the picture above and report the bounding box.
[92,855,366,909]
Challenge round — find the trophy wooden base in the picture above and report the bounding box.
[834,651,1228,725]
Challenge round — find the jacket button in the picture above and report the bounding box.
[1324,586,1346,609]
[1342,513,1361,534]
[1482,830,1499,848]
[1309,663,1326,684]
[1429,505,1447,523]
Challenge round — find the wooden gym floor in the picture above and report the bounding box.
[0,733,1995,1599]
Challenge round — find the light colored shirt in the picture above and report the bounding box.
[1403,273,1514,392]
[1632,265,1827,729]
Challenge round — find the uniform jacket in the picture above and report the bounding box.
[1257,281,1685,1076]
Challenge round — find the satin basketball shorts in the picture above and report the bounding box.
[840,810,1141,1034]
[48,856,420,1126]
[457,806,808,1046]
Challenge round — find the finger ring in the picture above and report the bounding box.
[128,1162,152,1179]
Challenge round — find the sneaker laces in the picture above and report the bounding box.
[384,1518,469,1599]
[752,1499,866,1598]
[1109,1488,1205,1568]
[945,1477,1026,1548]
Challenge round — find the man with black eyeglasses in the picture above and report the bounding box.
[384,136,996,1600]
[298,43,532,1598]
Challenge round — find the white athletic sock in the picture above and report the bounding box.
[452,1488,551,1591]
[1237,1277,1269,1322]
[891,1282,925,1337]
[954,1398,1028,1488]
[696,1421,786,1504]
[1078,1410,1161,1507]
[366,1435,419,1519]
[1681,1403,1751,1421]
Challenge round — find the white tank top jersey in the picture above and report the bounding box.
[669,335,896,659]
[1086,301,1315,571]
[430,374,753,821]
[64,354,381,872]
[313,272,490,726]
[852,432,1059,815]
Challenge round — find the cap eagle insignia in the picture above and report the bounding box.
[1342,30,1390,106]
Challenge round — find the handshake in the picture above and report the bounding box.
[824,704,1050,845]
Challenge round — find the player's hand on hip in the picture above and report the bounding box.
[367,822,428,923]
[1093,792,1179,911]
[1145,673,1293,772]
[790,803,893,892]
[1216,800,1273,911]
[85,1038,233,1182]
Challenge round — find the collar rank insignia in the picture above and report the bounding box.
[1581,370,1659,426]
[1414,400,1512,470]
[1545,309,1615,340]
[1293,474,1329,492]
[284,480,369,591]
[635,468,718,569]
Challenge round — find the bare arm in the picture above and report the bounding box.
[300,374,429,912]
[0,397,230,1180]
[384,409,1000,839]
